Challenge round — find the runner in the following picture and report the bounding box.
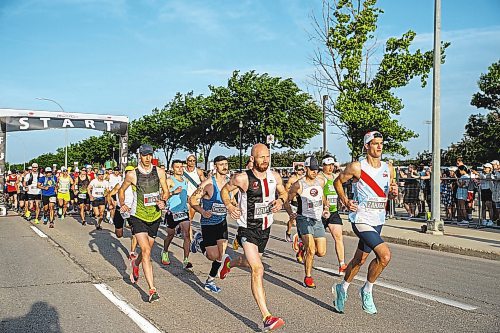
[318,155,347,274]
[75,168,91,225]
[184,154,206,226]
[38,167,57,228]
[107,166,135,238]
[24,163,42,224]
[286,156,329,288]
[332,131,398,314]
[162,159,193,269]
[6,171,19,211]
[56,167,73,219]
[119,144,169,303]
[189,155,234,293]
[18,169,29,216]
[88,170,109,230]
[284,164,305,242]
[220,143,288,332]
[108,167,123,224]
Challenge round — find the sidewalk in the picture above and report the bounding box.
[273,211,500,261]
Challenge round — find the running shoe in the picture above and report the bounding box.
[25,210,30,218]
[232,238,239,250]
[332,283,348,313]
[292,233,300,252]
[190,231,203,253]
[130,258,140,283]
[43,216,48,224]
[303,276,316,289]
[360,288,377,314]
[60,214,65,220]
[161,250,170,265]
[148,288,160,303]
[33,218,39,224]
[263,315,285,332]
[183,258,193,270]
[285,232,293,243]
[339,264,348,275]
[49,223,54,228]
[58,208,63,216]
[295,244,304,264]
[128,252,138,261]
[204,280,221,293]
[218,254,231,280]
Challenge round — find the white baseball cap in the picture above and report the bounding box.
[483,163,492,169]
[364,131,383,145]
[32,163,38,167]
[45,167,52,172]
[491,160,499,165]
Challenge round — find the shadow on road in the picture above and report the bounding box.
[0,301,62,333]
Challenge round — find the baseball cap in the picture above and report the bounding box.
[45,167,52,172]
[114,167,120,171]
[61,167,68,172]
[322,156,336,165]
[97,169,105,175]
[139,144,154,155]
[364,131,383,145]
[483,163,492,168]
[7,170,12,175]
[491,160,499,165]
[214,155,227,163]
[125,165,135,172]
[32,163,38,168]
[304,156,320,171]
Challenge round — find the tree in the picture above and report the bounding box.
[311,0,449,159]
[471,60,500,111]
[217,70,323,150]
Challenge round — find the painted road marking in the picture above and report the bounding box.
[315,266,477,311]
[30,226,48,238]
[94,283,163,333]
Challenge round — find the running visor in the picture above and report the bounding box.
[322,157,336,165]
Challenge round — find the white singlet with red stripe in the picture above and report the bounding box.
[349,159,390,226]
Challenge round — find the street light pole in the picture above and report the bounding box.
[239,120,243,172]
[423,120,432,151]
[36,97,68,168]
[428,0,444,235]
[322,95,328,154]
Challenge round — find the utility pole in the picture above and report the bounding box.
[322,95,328,154]
[36,97,68,167]
[428,0,444,235]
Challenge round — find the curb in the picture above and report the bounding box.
[273,219,500,261]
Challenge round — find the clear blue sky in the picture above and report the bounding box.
[1,0,499,165]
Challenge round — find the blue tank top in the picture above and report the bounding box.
[200,176,227,226]
[168,176,188,213]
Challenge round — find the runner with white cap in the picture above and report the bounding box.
[332,131,398,314]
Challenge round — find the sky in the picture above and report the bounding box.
[1,0,499,165]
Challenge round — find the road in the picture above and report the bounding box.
[1,214,498,333]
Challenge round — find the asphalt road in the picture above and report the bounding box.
[1,214,498,333]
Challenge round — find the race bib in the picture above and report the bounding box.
[9,181,16,187]
[49,196,57,203]
[307,200,323,209]
[59,187,69,193]
[93,187,105,197]
[211,203,227,215]
[366,197,387,210]
[254,202,273,219]
[327,194,338,205]
[173,211,188,221]
[78,193,87,199]
[143,192,160,207]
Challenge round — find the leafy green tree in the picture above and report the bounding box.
[311,0,449,159]
[471,60,500,111]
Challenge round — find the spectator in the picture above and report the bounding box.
[441,169,455,221]
[401,165,420,218]
[480,163,495,226]
[456,165,470,225]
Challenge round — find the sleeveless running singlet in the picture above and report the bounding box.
[7,175,17,193]
[298,178,324,220]
[200,176,227,226]
[58,176,71,194]
[237,169,277,230]
[131,166,161,223]
[184,168,201,196]
[349,159,390,226]
[322,173,338,213]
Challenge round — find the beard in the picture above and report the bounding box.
[254,161,269,172]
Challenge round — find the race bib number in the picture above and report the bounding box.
[9,181,16,187]
[173,211,188,221]
[366,197,387,210]
[94,189,104,197]
[78,193,87,199]
[211,203,227,215]
[254,202,273,219]
[59,187,69,193]
[307,200,323,209]
[49,196,57,203]
[30,184,37,191]
[327,194,338,205]
[143,192,160,207]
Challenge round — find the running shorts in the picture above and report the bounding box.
[351,223,384,253]
[201,220,229,247]
[77,193,90,205]
[42,195,57,206]
[322,211,343,228]
[236,227,271,254]
[113,206,125,229]
[296,215,326,238]
[27,194,42,201]
[92,197,106,207]
[165,210,190,229]
[19,192,28,201]
[57,192,71,202]
[129,216,161,238]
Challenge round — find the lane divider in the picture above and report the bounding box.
[94,283,163,333]
[315,266,477,311]
[30,226,48,238]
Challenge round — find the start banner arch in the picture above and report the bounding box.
[0,108,129,216]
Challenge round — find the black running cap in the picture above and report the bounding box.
[304,156,320,170]
[214,155,227,163]
[139,144,154,155]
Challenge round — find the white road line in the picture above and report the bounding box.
[30,226,48,238]
[315,266,477,311]
[94,283,163,333]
